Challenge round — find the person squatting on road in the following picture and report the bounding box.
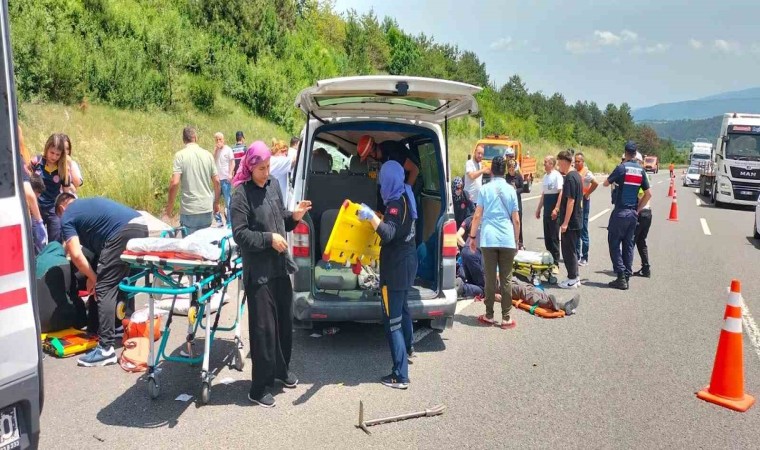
[633,168,652,278]
[536,155,563,266]
[357,161,418,390]
[231,141,312,408]
[504,159,525,249]
[165,127,220,235]
[556,150,583,289]
[27,133,79,242]
[573,152,599,266]
[603,141,652,290]
[451,176,473,229]
[464,144,490,205]
[456,216,483,298]
[468,156,521,330]
[55,194,149,367]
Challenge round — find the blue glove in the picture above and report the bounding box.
[32,219,48,253]
[357,203,375,221]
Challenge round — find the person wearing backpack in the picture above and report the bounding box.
[468,156,521,330]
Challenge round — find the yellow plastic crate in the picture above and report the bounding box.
[322,199,381,270]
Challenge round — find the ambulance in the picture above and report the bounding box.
[0,1,43,448]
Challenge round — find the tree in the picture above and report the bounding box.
[385,24,419,75]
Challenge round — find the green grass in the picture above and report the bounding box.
[19,98,288,214]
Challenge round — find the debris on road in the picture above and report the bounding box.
[356,400,446,435]
[175,394,193,402]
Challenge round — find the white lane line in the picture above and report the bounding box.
[522,195,541,201]
[700,218,711,235]
[589,208,611,223]
[657,180,663,184]
[412,327,433,344]
[741,300,760,361]
[696,198,702,206]
[455,299,474,314]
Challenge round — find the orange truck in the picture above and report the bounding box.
[474,135,537,192]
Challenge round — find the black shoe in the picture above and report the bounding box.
[608,274,629,290]
[275,372,299,388]
[633,267,651,278]
[407,346,416,364]
[248,392,276,408]
[381,374,409,390]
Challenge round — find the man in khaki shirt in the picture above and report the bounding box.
[164,126,220,235]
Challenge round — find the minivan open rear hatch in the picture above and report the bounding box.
[296,75,482,123]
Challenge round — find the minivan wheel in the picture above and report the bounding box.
[754,222,760,240]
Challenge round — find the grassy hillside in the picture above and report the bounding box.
[19,99,288,214]
[20,100,619,216]
[643,116,722,146]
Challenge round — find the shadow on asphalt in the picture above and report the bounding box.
[96,338,241,428]
[746,236,760,250]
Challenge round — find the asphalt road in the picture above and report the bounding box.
[38,171,760,449]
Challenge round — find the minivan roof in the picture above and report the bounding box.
[296,75,481,123]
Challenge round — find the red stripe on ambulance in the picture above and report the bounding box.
[0,288,27,311]
[0,224,24,277]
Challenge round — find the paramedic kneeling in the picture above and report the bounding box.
[603,141,651,290]
[55,193,148,367]
[358,161,417,390]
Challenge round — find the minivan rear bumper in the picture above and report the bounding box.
[293,289,458,323]
[0,371,40,450]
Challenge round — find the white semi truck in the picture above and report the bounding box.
[702,113,760,206]
[690,140,712,166]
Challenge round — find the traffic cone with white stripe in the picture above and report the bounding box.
[667,178,675,197]
[667,190,678,221]
[697,280,755,412]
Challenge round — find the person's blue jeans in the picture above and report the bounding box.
[220,179,232,223]
[382,288,412,382]
[607,208,638,276]
[180,212,213,236]
[577,198,590,260]
[40,203,61,243]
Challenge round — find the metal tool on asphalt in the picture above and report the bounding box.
[356,401,446,435]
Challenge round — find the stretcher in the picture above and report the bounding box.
[41,328,99,357]
[118,227,246,405]
[513,250,558,285]
[322,199,382,274]
[511,299,565,319]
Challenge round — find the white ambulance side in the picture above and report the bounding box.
[0,0,43,448]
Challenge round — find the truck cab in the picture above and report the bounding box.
[474,135,536,192]
[711,113,760,206]
[0,2,44,448]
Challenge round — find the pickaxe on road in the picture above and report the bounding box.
[356,400,446,435]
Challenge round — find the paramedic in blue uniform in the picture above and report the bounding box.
[358,160,417,390]
[55,193,149,367]
[603,141,651,290]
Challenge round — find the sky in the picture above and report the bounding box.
[332,0,760,109]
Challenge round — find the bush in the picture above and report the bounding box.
[187,76,216,113]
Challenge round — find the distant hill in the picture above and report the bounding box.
[633,87,760,121]
[642,116,723,146]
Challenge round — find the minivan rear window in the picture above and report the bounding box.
[315,96,444,111]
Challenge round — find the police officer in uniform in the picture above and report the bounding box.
[358,160,417,389]
[603,141,651,290]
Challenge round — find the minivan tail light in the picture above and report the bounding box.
[293,222,310,258]
[442,219,457,258]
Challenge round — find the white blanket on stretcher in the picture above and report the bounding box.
[514,250,554,265]
[126,227,236,261]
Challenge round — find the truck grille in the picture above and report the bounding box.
[732,181,760,201]
[729,166,760,180]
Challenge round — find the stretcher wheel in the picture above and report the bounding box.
[548,275,558,285]
[200,382,211,405]
[116,300,127,321]
[188,306,197,324]
[234,347,245,371]
[148,377,160,400]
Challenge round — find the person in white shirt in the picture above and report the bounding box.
[214,132,234,226]
[464,144,491,204]
[535,155,563,266]
[269,140,294,206]
[287,136,300,184]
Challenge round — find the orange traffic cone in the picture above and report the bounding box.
[667,178,675,197]
[697,281,755,412]
[667,190,678,221]
[724,279,742,320]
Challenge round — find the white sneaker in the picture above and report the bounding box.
[578,259,588,267]
[558,278,581,289]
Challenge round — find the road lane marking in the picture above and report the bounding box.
[700,218,711,235]
[696,198,701,206]
[455,299,474,314]
[741,300,760,361]
[657,180,663,184]
[522,195,541,201]
[589,208,611,223]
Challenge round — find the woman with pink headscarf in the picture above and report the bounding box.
[230,141,312,408]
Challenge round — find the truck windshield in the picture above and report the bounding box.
[726,133,760,161]
[482,144,511,159]
[691,154,710,160]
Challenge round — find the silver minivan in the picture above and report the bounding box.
[287,76,481,331]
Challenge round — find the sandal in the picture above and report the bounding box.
[477,315,495,326]
[500,319,516,330]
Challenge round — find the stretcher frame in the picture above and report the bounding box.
[513,260,558,286]
[118,227,246,405]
